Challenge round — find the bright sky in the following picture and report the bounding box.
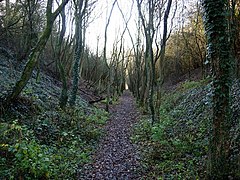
[85,0,197,56]
[85,0,138,56]
[8,0,137,55]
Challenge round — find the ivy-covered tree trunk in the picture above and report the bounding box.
[69,0,88,106]
[4,0,69,106]
[56,4,68,109]
[202,0,232,178]
[69,16,82,106]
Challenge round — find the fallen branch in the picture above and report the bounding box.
[89,97,106,104]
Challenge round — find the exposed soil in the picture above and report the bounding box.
[79,91,142,180]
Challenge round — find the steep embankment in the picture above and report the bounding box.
[0,54,109,179]
[132,80,240,179]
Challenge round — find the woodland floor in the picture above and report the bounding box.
[79,91,142,180]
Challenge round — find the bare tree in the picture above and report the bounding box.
[136,0,156,122]
[55,0,68,109]
[4,0,70,107]
[69,0,89,106]
[19,0,40,61]
[103,0,117,112]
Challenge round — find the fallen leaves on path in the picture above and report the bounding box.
[79,91,141,179]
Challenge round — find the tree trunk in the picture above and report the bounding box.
[202,0,232,178]
[69,0,88,106]
[103,0,117,112]
[3,0,69,107]
[69,18,83,106]
[156,0,172,119]
[136,0,154,116]
[56,4,68,109]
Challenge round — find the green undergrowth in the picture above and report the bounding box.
[101,96,119,105]
[0,55,109,179]
[132,80,214,179]
[0,104,109,179]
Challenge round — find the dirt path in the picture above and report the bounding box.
[79,91,141,179]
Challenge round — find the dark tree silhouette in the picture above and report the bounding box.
[202,0,233,178]
[4,0,70,107]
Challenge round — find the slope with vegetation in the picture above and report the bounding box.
[132,80,240,179]
[0,54,109,179]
